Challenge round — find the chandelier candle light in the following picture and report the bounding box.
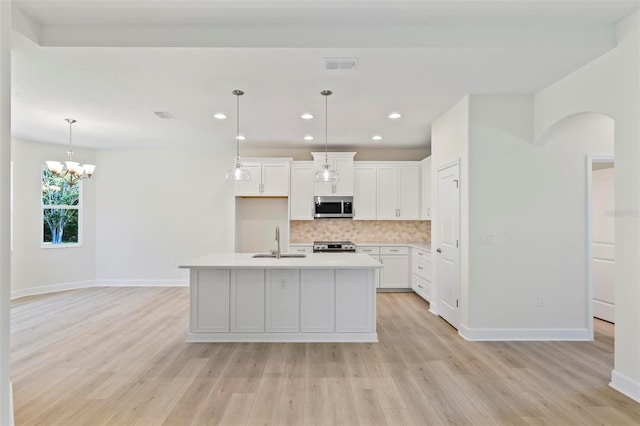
[226,89,250,181]
[46,118,96,186]
[315,90,339,182]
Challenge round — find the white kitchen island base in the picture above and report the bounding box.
[180,253,381,343]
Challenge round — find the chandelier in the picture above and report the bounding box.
[226,89,250,181]
[46,118,96,186]
[315,90,339,182]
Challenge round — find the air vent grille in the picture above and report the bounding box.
[153,111,176,119]
[324,57,358,70]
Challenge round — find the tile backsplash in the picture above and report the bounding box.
[290,220,431,243]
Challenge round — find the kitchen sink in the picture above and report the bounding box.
[251,253,307,258]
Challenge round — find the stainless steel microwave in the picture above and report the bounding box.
[314,196,353,219]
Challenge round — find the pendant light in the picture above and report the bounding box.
[226,89,250,181]
[315,90,339,182]
[45,118,96,186]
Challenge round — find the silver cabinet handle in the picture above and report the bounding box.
[418,252,423,256]
[418,284,423,289]
[390,249,399,252]
[418,266,423,270]
[427,207,431,217]
[436,248,442,253]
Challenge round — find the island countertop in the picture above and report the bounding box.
[179,252,383,270]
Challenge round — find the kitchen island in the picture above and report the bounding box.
[179,253,382,342]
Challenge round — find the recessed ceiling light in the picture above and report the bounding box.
[214,113,227,120]
[304,135,314,141]
[301,113,314,120]
[372,135,382,141]
[388,112,402,119]
[236,135,246,141]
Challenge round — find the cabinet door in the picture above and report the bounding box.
[380,255,409,288]
[230,269,265,332]
[191,269,229,332]
[290,163,314,220]
[300,269,335,332]
[335,269,375,332]
[398,166,420,219]
[235,163,263,196]
[421,157,432,219]
[377,166,398,220]
[333,157,354,196]
[412,273,431,301]
[262,163,290,196]
[353,165,377,220]
[266,270,300,332]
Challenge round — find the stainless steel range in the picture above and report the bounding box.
[313,241,356,253]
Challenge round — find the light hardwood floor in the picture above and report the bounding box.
[10,287,640,425]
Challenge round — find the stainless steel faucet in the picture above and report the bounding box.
[275,226,281,259]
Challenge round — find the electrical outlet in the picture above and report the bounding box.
[538,296,544,307]
[480,234,496,245]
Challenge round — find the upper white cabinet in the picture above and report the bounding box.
[290,161,314,220]
[353,163,377,220]
[311,152,355,196]
[421,156,432,220]
[376,163,421,220]
[235,158,291,197]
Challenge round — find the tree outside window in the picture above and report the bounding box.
[42,169,81,245]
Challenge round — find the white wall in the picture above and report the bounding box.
[94,148,235,285]
[534,11,640,401]
[430,96,469,318]
[467,99,613,334]
[235,197,289,253]
[11,139,97,297]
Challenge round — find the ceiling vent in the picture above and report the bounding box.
[324,57,358,70]
[153,111,175,119]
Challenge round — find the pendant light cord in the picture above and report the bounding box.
[324,92,328,163]
[236,92,240,161]
[66,118,76,160]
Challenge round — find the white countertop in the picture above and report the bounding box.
[179,252,383,269]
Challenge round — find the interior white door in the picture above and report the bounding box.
[437,161,460,329]
[592,166,615,322]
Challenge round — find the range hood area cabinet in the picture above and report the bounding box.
[235,158,292,197]
[290,161,314,220]
[353,161,421,220]
[311,152,355,196]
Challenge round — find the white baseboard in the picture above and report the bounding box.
[11,279,188,300]
[610,369,640,402]
[94,279,188,287]
[8,382,13,426]
[458,324,590,341]
[11,280,94,300]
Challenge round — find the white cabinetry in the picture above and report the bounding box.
[230,269,265,332]
[290,161,314,220]
[353,163,377,220]
[235,158,291,197]
[379,246,410,288]
[190,269,229,332]
[411,247,432,301]
[356,246,380,287]
[300,269,335,332]
[376,163,421,220]
[335,269,375,332]
[266,270,300,332]
[421,156,432,220]
[312,152,355,196]
[289,245,313,254]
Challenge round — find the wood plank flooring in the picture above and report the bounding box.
[10,287,640,425]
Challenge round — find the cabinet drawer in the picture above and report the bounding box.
[412,258,431,280]
[356,246,380,255]
[380,246,409,255]
[412,273,431,301]
[290,246,313,254]
[412,248,431,259]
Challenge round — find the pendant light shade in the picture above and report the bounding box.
[226,89,250,181]
[315,90,339,182]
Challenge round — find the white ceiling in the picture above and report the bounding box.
[10,0,640,152]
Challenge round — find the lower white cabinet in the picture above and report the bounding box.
[379,246,410,288]
[266,270,300,332]
[356,246,381,288]
[290,245,313,254]
[230,269,265,332]
[411,248,432,301]
[300,269,335,332]
[335,269,375,332]
[190,269,229,332]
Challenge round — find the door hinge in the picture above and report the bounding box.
[454,179,459,188]
[456,299,459,308]
[456,240,459,248]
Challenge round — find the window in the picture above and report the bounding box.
[41,168,81,247]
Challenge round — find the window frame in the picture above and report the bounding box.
[40,166,83,249]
